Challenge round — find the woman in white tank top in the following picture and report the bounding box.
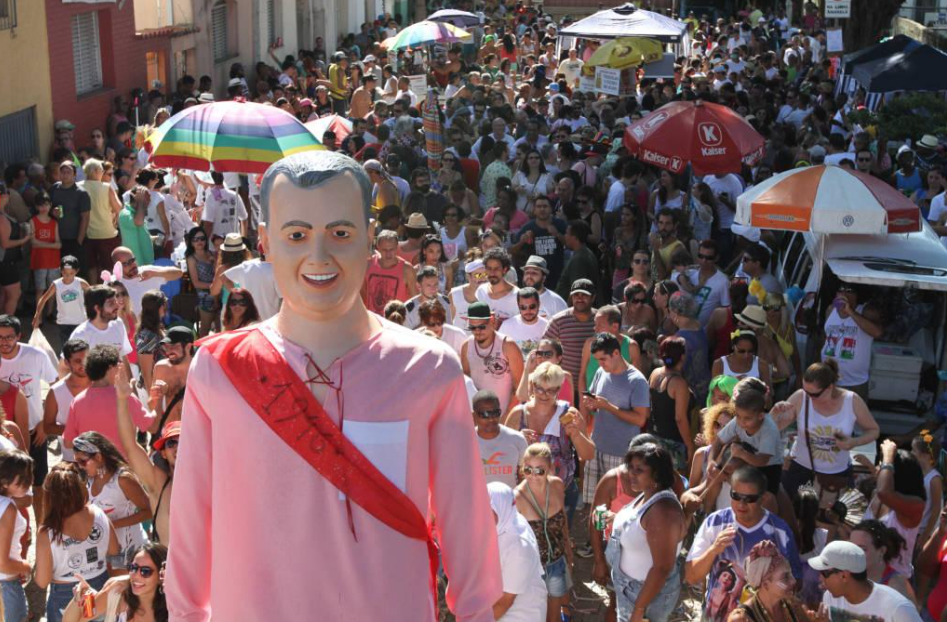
[0,450,35,622]
[72,433,150,575]
[61,542,168,622]
[35,462,119,622]
[711,331,772,391]
[773,360,880,502]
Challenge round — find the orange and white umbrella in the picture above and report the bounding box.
[735,165,922,234]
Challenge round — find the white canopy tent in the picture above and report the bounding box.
[558,3,688,43]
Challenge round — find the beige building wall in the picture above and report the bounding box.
[0,0,54,161]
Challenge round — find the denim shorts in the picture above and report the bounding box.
[543,555,573,598]
[1,578,26,622]
[612,560,681,622]
[46,571,108,622]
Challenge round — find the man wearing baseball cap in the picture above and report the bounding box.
[147,326,195,431]
[542,278,597,385]
[809,541,921,622]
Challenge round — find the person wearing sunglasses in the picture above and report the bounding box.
[474,389,528,489]
[521,255,568,321]
[619,281,657,334]
[712,330,772,392]
[35,462,120,622]
[449,256,489,331]
[685,465,803,622]
[63,542,168,622]
[183,226,218,337]
[501,287,549,357]
[416,300,465,355]
[772,360,880,505]
[514,442,574,622]
[71,432,151,577]
[221,287,260,332]
[809,540,921,622]
[461,302,523,415]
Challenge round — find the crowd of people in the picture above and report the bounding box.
[0,0,947,620]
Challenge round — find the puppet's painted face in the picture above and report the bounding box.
[261,173,372,321]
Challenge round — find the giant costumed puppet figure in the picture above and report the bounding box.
[166,151,501,621]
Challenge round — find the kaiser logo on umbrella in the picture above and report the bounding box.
[698,123,722,146]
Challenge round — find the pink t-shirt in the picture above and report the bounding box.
[64,386,154,454]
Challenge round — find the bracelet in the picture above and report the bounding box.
[880,463,895,471]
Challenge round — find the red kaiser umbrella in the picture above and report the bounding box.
[623,100,765,175]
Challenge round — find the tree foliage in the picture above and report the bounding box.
[849,92,947,141]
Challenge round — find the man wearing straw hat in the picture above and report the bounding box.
[166,150,500,621]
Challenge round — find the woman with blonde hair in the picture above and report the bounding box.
[689,402,736,490]
[505,362,593,526]
[762,292,802,398]
[514,443,573,622]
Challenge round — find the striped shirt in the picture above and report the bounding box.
[542,308,596,381]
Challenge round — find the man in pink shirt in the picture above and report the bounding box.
[64,344,156,454]
[166,151,501,621]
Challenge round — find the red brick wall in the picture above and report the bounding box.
[45,0,170,153]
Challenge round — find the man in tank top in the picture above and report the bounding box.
[821,284,883,400]
[43,338,90,463]
[361,230,417,315]
[461,302,525,416]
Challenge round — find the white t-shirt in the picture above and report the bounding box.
[224,259,281,320]
[438,323,467,355]
[0,344,59,430]
[702,174,743,230]
[559,58,584,85]
[478,425,528,489]
[70,320,133,357]
[476,285,520,324]
[688,269,731,327]
[821,582,922,622]
[202,186,248,238]
[500,315,549,356]
[538,289,568,321]
[118,271,167,316]
[604,179,627,213]
[497,521,548,622]
[928,192,947,249]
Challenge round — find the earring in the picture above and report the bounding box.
[96,466,106,478]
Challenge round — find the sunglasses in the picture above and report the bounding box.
[467,323,490,331]
[763,305,782,312]
[518,303,538,311]
[127,563,157,578]
[629,297,647,305]
[522,466,547,476]
[120,258,137,267]
[534,349,555,358]
[698,253,716,261]
[228,298,249,307]
[533,385,560,396]
[475,408,503,418]
[633,258,650,265]
[192,235,207,242]
[730,490,761,504]
[163,438,179,450]
[805,385,828,399]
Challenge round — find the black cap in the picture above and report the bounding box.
[466,302,492,320]
[570,279,594,297]
[161,326,195,345]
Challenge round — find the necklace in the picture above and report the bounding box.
[473,336,498,360]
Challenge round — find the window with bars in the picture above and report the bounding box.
[212,2,229,62]
[0,0,17,31]
[267,0,277,46]
[72,12,103,95]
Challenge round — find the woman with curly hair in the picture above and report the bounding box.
[72,432,151,576]
[63,542,168,622]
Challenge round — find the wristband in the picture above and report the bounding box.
[880,463,895,471]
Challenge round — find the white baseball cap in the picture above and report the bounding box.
[807,541,867,574]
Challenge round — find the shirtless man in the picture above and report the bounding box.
[115,365,177,544]
[146,326,193,428]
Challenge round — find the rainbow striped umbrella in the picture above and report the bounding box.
[146,101,324,174]
[382,20,471,50]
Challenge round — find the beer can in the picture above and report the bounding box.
[82,593,95,618]
[593,504,608,531]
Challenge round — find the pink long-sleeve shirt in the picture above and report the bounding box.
[166,319,502,621]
